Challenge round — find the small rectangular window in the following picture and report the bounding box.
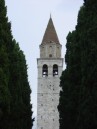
[49,54,52,57]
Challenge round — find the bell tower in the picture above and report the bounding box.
[37,16,63,129]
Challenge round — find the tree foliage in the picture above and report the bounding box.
[58,0,97,129]
[0,0,34,129]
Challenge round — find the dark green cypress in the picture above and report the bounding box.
[58,0,97,129]
[8,40,34,129]
[0,0,33,129]
[0,0,11,128]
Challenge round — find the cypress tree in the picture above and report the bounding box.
[58,0,97,129]
[0,0,11,128]
[0,0,33,129]
[9,40,33,129]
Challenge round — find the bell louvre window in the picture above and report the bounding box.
[53,64,58,76]
[42,64,48,77]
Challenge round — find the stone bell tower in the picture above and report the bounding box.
[37,16,63,129]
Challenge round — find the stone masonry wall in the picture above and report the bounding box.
[37,59,63,129]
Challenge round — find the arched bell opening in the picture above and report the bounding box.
[42,64,48,77]
[53,64,58,76]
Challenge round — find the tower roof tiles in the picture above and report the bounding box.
[41,17,60,44]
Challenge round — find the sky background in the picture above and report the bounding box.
[5,0,84,128]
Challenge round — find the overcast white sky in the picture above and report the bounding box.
[5,0,83,128]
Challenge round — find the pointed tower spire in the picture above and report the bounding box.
[41,17,60,44]
[50,13,51,18]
